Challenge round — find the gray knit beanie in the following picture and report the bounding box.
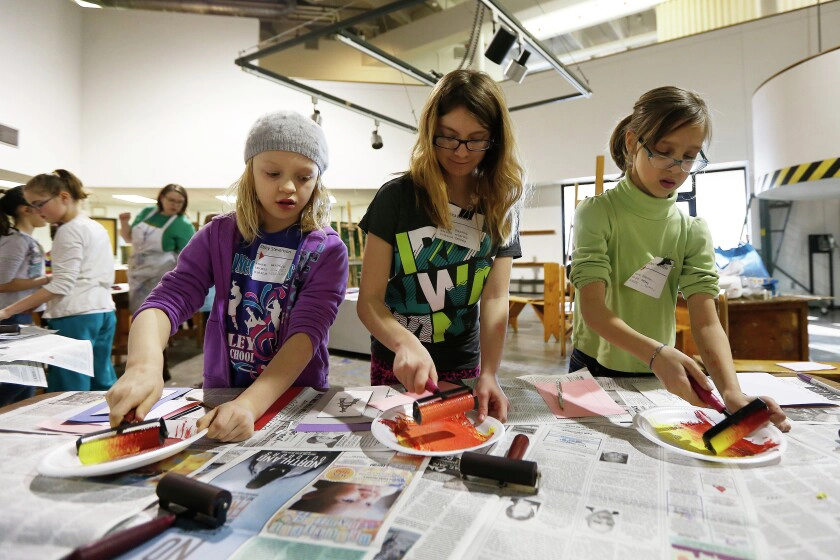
[244,110,329,173]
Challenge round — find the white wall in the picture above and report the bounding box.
[0,0,82,178]
[78,8,421,191]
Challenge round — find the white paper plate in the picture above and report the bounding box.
[37,429,208,478]
[371,404,503,457]
[633,406,785,465]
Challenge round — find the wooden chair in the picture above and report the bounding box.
[508,263,574,356]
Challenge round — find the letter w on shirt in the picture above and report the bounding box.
[417,269,454,312]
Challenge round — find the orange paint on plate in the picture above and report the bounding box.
[654,410,779,458]
[381,413,493,452]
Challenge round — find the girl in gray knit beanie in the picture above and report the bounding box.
[105,110,348,443]
[235,110,332,244]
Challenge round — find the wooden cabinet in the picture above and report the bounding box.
[726,297,809,361]
[677,296,810,361]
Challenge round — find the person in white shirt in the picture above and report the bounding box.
[0,185,49,404]
[0,170,116,391]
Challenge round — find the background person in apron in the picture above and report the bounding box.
[119,184,195,313]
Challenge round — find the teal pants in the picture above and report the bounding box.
[47,311,117,392]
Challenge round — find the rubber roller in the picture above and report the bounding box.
[67,472,232,560]
[412,382,476,424]
[460,434,540,492]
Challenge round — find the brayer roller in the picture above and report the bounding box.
[413,379,477,424]
[688,377,771,454]
[67,473,232,560]
[460,434,540,491]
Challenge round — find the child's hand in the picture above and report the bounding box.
[197,400,257,442]
[105,366,164,426]
[722,391,791,433]
[474,373,509,423]
[650,346,712,407]
[392,339,438,394]
[118,212,131,223]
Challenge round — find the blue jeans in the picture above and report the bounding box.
[47,312,117,392]
[0,316,37,405]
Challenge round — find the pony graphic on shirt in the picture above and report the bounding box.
[229,284,287,380]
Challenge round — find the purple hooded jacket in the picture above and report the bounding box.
[137,213,348,389]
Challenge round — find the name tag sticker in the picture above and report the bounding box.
[435,204,482,251]
[252,244,296,283]
[624,257,672,299]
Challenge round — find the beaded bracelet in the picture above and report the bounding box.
[648,343,666,370]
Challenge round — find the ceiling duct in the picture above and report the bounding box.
[90,0,297,19]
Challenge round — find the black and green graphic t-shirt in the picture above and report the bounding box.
[359,175,521,371]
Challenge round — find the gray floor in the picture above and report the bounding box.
[152,304,840,390]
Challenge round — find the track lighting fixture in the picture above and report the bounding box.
[311,97,322,125]
[484,25,517,65]
[504,48,531,84]
[371,121,383,150]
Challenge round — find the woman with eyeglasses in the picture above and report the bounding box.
[0,185,49,404]
[119,184,195,314]
[0,170,118,392]
[357,69,525,423]
[570,86,789,433]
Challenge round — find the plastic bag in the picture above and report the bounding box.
[714,243,770,279]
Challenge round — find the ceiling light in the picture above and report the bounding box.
[73,0,102,7]
[329,195,337,204]
[504,49,531,84]
[523,0,666,40]
[334,31,439,87]
[0,179,23,189]
[112,195,157,204]
[371,121,383,150]
[216,195,237,203]
[311,97,322,125]
[484,26,517,65]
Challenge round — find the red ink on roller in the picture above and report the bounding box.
[687,377,773,455]
[412,381,476,425]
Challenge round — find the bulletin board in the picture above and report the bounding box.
[92,217,118,257]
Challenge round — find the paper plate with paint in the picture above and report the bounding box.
[633,406,785,465]
[37,424,207,478]
[371,404,503,457]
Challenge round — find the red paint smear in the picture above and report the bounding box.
[381,413,493,452]
[654,411,778,458]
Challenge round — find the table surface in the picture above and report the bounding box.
[3,373,839,560]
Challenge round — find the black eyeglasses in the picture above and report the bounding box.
[640,142,709,174]
[433,135,494,152]
[29,196,57,210]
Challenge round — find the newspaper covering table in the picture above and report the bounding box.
[0,373,839,559]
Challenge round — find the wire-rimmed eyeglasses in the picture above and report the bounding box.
[641,142,709,174]
[433,136,494,152]
[29,196,57,210]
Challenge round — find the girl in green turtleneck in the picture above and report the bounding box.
[570,86,788,433]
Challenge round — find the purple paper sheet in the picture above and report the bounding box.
[65,387,192,423]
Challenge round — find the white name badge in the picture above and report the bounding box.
[252,244,296,284]
[435,204,482,251]
[623,257,673,299]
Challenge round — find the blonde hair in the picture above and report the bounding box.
[233,159,331,244]
[409,69,524,246]
[609,86,712,174]
[25,169,88,201]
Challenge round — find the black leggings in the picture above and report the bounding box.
[569,348,642,377]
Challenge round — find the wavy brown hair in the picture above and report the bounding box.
[409,69,524,246]
[609,86,712,175]
[233,159,331,244]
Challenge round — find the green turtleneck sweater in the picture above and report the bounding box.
[570,177,719,373]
